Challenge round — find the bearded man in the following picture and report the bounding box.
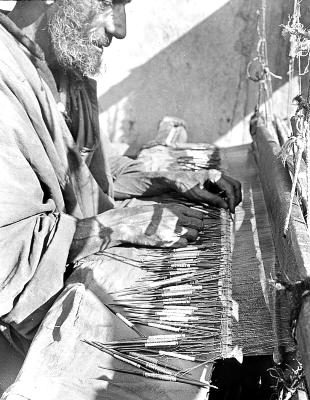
[0,1,241,399]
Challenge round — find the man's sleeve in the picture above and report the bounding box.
[0,106,76,341]
[109,155,155,198]
[110,155,175,199]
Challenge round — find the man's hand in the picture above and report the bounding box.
[170,169,242,213]
[69,203,204,262]
[111,158,241,213]
[111,203,204,247]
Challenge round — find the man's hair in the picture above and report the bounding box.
[47,0,105,76]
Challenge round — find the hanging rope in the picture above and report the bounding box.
[281,130,305,236]
[247,0,282,127]
[286,0,300,121]
[280,0,310,235]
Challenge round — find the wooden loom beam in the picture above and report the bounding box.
[251,120,310,389]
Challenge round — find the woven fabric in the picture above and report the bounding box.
[2,143,295,400]
[138,143,294,357]
[221,145,294,356]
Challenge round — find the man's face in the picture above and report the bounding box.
[48,0,130,77]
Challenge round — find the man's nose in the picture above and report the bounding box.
[107,4,127,39]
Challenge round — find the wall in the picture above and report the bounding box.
[98,0,295,156]
[0,1,299,154]
[0,1,14,10]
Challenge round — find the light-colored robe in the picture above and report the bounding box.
[0,22,114,340]
[0,17,209,400]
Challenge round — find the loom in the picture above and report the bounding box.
[2,1,310,399]
[121,121,309,397]
[80,132,301,398]
[3,124,307,399]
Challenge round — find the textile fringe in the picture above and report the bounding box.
[101,144,234,363]
[106,205,233,362]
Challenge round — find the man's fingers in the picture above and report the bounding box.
[179,206,204,220]
[224,175,242,207]
[181,227,199,241]
[168,203,204,221]
[167,204,204,230]
[218,179,235,213]
[187,187,229,210]
[203,193,229,210]
[175,224,199,241]
[152,236,188,248]
[171,237,188,248]
[179,215,204,230]
[218,176,242,212]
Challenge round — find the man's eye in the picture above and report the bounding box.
[112,0,132,4]
[100,0,112,6]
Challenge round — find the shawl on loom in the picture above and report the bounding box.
[0,21,115,340]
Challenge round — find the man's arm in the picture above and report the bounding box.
[68,203,204,263]
[0,124,77,336]
[110,156,242,213]
[0,121,203,335]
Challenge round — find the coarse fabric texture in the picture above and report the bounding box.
[0,13,148,343]
[0,19,118,340]
[138,144,293,357]
[1,144,228,400]
[0,15,213,400]
[2,144,284,400]
[221,145,294,356]
[222,146,277,355]
[2,248,212,400]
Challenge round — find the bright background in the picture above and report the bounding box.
[97,0,300,155]
[1,1,304,155]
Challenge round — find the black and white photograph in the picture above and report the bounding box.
[0,1,309,399]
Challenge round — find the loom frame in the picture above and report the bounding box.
[251,119,310,392]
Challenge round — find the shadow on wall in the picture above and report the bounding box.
[99,0,292,156]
